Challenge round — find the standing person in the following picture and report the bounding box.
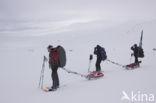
[94,45,107,72]
[47,45,59,91]
[131,44,139,64]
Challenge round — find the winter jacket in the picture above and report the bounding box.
[49,48,59,65]
[131,45,139,57]
[94,45,102,59]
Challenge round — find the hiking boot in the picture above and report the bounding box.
[48,86,57,91]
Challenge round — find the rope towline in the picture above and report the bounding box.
[61,67,87,78]
[106,59,126,68]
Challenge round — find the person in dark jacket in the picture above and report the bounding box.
[131,44,139,64]
[47,45,59,91]
[94,45,102,71]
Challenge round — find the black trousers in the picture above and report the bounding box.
[134,55,139,63]
[96,57,102,71]
[50,64,59,88]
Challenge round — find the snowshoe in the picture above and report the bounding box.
[43,86,58,92]
[87,71,104,80]
[125,61,141,69]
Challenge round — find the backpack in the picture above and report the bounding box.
[100,47,107,60]
[138,47,144,58]
[57,45,66,67]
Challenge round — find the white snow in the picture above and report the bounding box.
[0,0,156,103]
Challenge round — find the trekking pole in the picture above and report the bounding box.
[38,65,44,89]
[130,54,133,63]
[38,56,48,89]
[88,54,93,73]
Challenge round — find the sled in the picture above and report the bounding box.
[87,71,104,80]
[125,63,140,69]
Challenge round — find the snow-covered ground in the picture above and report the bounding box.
[0,0,156,103]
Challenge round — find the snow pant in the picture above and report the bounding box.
[96,57,102,71]
[50,64,59,88]
[134,55,139,63]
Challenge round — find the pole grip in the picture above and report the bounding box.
[89,54,93,60]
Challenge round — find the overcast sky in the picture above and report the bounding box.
[0,0,156,36]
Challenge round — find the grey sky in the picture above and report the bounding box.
[0,0,156,36]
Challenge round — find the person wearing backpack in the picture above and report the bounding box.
[47,45,59,91]
[131,44,139,64]
[94,45,107,71]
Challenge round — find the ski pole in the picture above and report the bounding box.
[38,56,47,89]
[130,54,133,64]
[38,61,44,89]
[88,54,93,73]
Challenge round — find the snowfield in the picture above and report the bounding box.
[0,0,156,103]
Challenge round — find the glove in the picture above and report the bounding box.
[49,64,51,69]
[44,56,48,62]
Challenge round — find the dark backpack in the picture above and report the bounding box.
[57,45,66,67]
[138,47,144,58]
[100,47,107,60]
